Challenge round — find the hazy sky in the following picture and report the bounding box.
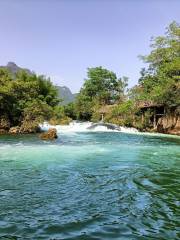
[0,0,179,93]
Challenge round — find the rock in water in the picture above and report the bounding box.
[39,128,58,140]
[0,129,8,134]
[9,126,20,134]
[19,120,41,134]
[87,123,121,131]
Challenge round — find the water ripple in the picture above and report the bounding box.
[0,132,179,239]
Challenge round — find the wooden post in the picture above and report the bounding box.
[153,107,156,128]
[141,111,144,124]
[101,114,104,123]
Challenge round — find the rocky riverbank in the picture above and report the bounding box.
[0,114,180,137]
[0,116,40,135]
[156,114,180,136]
[0,116,58,140]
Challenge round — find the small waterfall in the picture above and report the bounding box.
[40,121,139,134]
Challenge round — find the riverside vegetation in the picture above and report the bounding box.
[0,22,179,135]
[70,21,180,135]
[0,68,71,135]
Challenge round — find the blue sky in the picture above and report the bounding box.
[0,0,179,93]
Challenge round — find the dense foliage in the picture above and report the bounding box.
[73,22,180,129]
[0,69,60,130]
[0,21,179,133]
[75,66,128,120]
[138,21,180,106]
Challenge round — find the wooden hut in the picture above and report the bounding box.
[137,101,165,128]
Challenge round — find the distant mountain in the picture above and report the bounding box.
[56,86,77,105]
[0,62,77,105]
[0,62,32,75]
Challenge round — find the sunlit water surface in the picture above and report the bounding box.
[0,129,180,239]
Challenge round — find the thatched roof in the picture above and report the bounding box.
[137,101,163,109]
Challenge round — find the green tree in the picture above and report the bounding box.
[74,67,128,120]
[138,21,180,106]
[64,103,77,119]
[82,66,127,104]
[0,68,60,131]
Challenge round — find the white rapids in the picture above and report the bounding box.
[40,121,139,134]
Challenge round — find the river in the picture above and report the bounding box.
[0,122,179,239]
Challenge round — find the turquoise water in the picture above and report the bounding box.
[0,132,180,239]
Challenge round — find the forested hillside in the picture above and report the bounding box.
[56,86,76,105]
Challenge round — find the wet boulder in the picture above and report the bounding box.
[39,128,58,140]
[19,120,41,134]
[9,126,20,134]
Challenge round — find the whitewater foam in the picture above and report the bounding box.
[40,121,139,134]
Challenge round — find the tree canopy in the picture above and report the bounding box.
[75,66,128,120]
[0,68,60,128]
[138,21,180,106]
